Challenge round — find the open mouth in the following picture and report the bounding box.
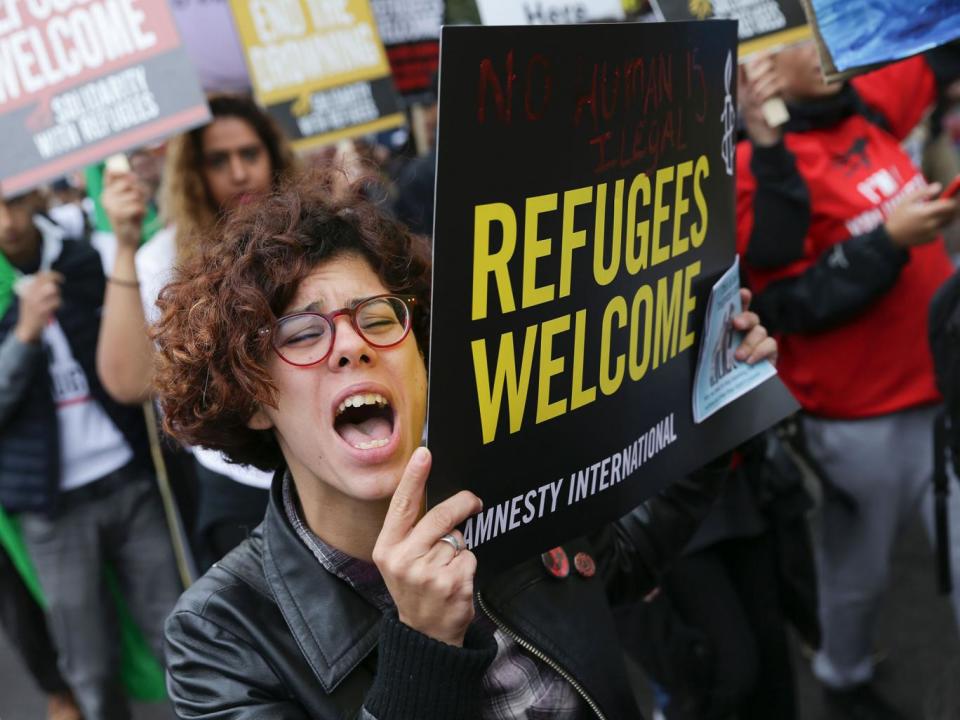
[334,392,395,451]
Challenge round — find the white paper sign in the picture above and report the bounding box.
[476,0,625,25]
[693,256,777,423]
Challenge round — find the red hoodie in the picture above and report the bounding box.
[737,57,954,419]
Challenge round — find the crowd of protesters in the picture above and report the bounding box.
[0,25,959,720]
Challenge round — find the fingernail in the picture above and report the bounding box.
[413,447,429,465]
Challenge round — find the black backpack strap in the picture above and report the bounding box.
[928,271,960,595]
[934,411,953,595]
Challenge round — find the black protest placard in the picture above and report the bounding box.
[427,22,798,574]
[650,0,811,58]
[369,0,443,97]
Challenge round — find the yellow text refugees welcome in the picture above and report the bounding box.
[470,155,709,444]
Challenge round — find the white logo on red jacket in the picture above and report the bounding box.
[846,170,925,236]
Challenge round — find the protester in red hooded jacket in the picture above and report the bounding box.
[737,41,960,720]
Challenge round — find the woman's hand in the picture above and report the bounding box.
[101,170,147,251]
[885,183,959,248]
[738,56,785,148]
[372,447,482,647]
[732,288,778,366]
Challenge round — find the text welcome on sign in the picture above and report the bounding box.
[428,23,797,572]
[468,50,710,447]
[0,0,156,105]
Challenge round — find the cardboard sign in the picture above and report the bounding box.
[800,0,960,82]
[427,23,798,573]
[0,0,210,197]
[649,0,811,58]
[369,0,443,97]
[476,0,625,25]
[229,0,404,149]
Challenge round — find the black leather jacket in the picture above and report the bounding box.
[165,462,727,719]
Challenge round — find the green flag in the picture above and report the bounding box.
[0,252,15,321]
[85,163,163,243]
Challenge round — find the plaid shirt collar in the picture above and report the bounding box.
[282,471,393,611]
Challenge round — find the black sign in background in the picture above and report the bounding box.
[266,77,402,143]
[427,23,797,574]
[369,0,443,97]
[385,41,440,97]
[651,0,808,47]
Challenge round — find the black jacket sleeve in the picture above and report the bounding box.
[593,455,729,603]
[752,224,909,335]
[0,332,44,428]
[744,138,910,335]
[745,141,811,269]
[362,613,496,720]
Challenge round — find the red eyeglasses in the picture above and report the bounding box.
[263,294,416,367]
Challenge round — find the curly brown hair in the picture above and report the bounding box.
[152,170,432,472]
[160,94,297,259]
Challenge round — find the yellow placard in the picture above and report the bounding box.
[229,0,393,106]
[739,25,813,59]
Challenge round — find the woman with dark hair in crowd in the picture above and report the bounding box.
[154,170,779,719]
[96,94,298,570]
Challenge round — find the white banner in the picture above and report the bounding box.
[476,0,625,25]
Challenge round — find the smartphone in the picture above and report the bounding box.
[941,175,960,199]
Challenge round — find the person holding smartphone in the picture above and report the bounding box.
[738,41,960,720]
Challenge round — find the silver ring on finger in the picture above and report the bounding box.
[438,532,463,557]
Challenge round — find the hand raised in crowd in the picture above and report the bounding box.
[733,288,778,366]
[738,56,785,148]
[372,447,482,647]
[14,271,63,344]
[101,170,148,251]
[885,183,959,248]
